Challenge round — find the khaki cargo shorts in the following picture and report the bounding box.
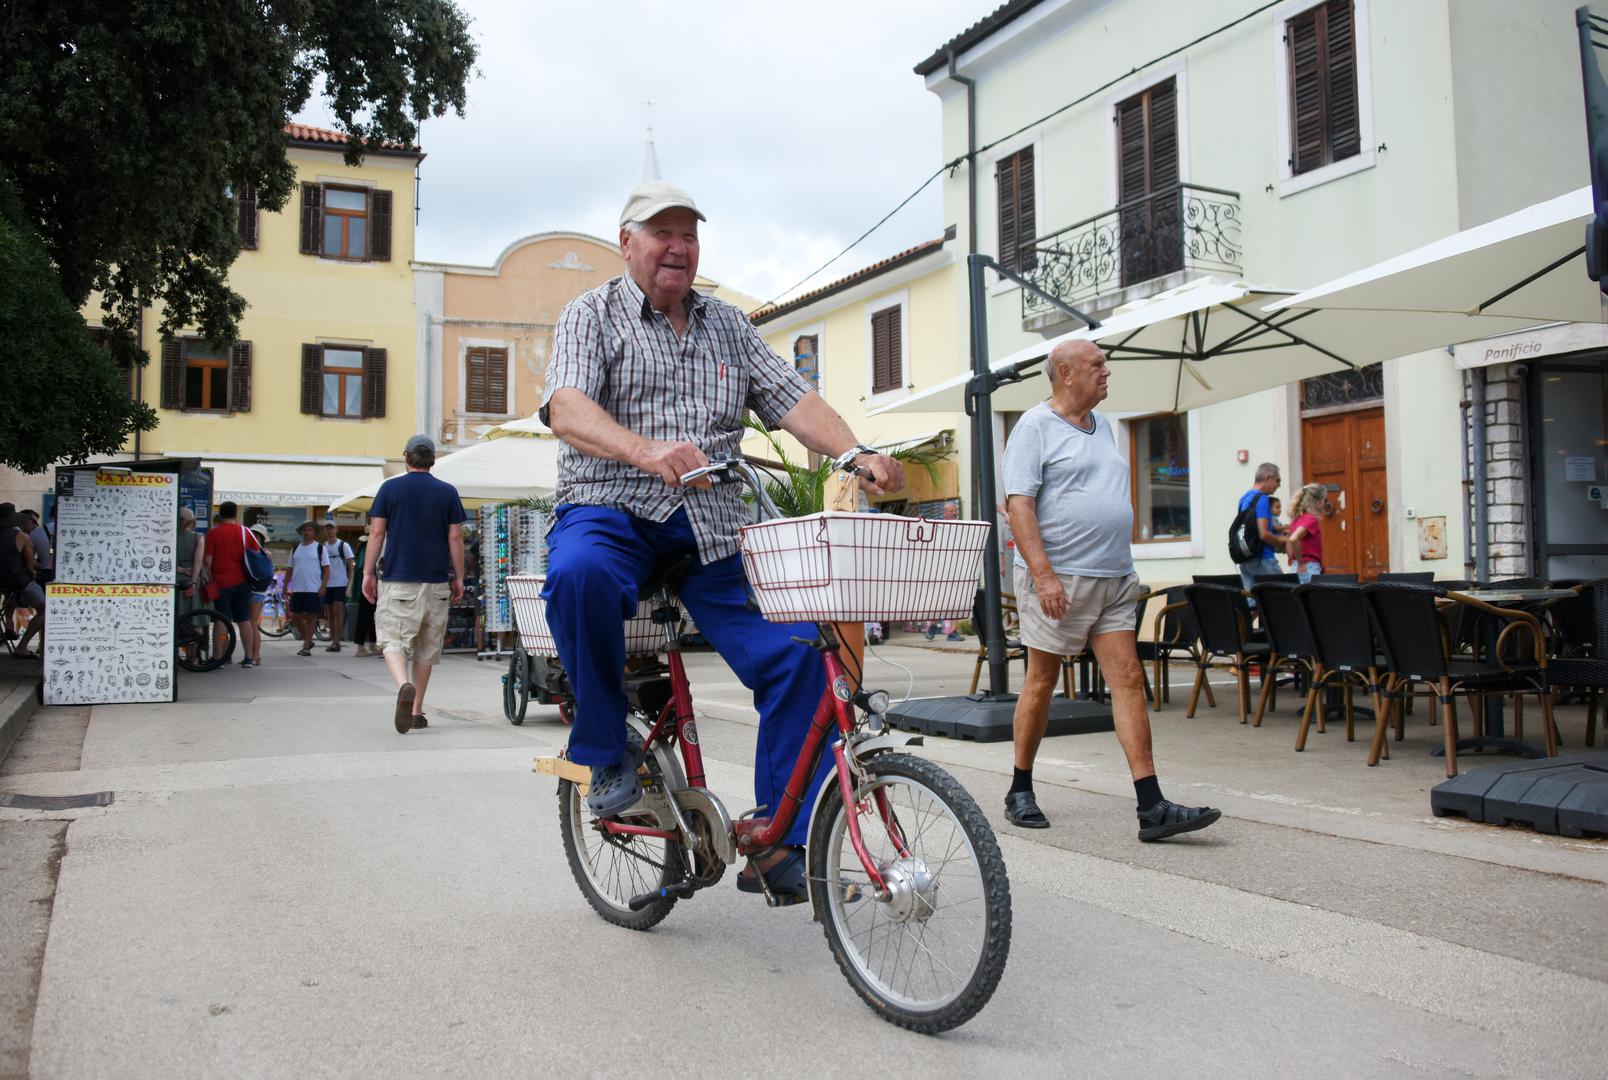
[376,580,451,665]
[1013,566,1145,657]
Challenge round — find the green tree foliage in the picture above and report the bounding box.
[0,0,477,470]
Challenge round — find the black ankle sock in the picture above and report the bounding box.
[1134,775,1164,812]
[1009,767,1034,795]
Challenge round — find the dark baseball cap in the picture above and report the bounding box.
[404,434,434,454]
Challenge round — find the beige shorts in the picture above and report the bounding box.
[1013,566,1144,656]
[375,580,451,665]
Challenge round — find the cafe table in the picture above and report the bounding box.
[1441,587,1576,758]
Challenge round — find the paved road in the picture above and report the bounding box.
[1,640,1604,1078]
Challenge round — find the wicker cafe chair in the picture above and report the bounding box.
[969,589,1028,695]
[1549,578,1608,747]
[1364,582,1557,778]
[1293,583,1386,754]
[1249,582,1320,730]
[1183,584,1269,725]
[1133,585,1209,713]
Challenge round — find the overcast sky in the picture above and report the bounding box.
[294,1,986,306]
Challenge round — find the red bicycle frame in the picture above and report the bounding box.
[596,625,896,891]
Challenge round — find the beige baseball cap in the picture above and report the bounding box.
[619,180,706,227]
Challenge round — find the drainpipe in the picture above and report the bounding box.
[947,48,980,518]
[1471,366,1490,583]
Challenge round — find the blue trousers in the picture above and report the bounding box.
[541,505,830,845]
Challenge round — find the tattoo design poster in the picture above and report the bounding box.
[43,585,176,705]
[55,470,179,584]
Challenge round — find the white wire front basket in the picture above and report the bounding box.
[507,574,692,657]
[739,512,990,623]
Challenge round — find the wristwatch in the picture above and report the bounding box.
[831,444,878,471]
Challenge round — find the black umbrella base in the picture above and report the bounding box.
[1430,755,1608,838]
[885,695,1114,743]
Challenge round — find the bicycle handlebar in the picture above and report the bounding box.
[677,457,862,523]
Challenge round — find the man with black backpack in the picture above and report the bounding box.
[1231,463,1286,603]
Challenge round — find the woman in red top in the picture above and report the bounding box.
[1285,483,1327,584]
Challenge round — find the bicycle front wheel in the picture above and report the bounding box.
[176,608,237,672]
[259,596,293,638]
[808,753,1011,1034]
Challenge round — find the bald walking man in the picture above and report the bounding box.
[1000,340,1221,841]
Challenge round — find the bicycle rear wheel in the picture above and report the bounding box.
[259,594,293,638]
[807,753,1011,1034]
[558,775,684,931]
[176,608,237,672]
[503,648,529,725]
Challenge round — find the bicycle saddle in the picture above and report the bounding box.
[637,553,697,601]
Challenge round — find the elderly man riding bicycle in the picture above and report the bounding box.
[539,180,903,903]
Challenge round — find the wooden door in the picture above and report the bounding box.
[1301,407,1389,579]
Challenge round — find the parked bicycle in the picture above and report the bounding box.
[535,458,1010,1034]
[258,572,292,638]
[175,589,235,672]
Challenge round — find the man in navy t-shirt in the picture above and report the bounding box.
[363,435,467,734]
[1237,462,1285,600]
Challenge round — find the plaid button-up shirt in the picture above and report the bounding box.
[540,273,812,562]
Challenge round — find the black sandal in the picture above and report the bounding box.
[1004,790,1050,829]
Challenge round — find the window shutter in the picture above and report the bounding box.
[1324,0,1361,162]
[871,308,899,394]
[299,183,323,255]
[1116,96,1148,205]
[996,154,1018,274]
[237,185,258,250]
[487,347,507,413]
[466,347,488,412]
[229,341,252,413]
[1147,80,1179,191]
[887,309,903,390]
[1016,149,1036,271]
[370,188,393,261]
[363,347,387,418]
[301,344,323,414]
[160,338,183,409]
[1287,9,1325,174]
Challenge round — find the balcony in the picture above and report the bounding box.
[1020,183,1243,324]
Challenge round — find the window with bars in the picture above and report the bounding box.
[465,346,509,413]
[158,337,252,413]
[298,183,393,261]
[995,147,1037,275]
[1286,0,1361,176]
[301,343,387,418]
[870,306,902,396]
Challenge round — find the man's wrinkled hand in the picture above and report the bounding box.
[853,453,905,496]
[637,440,712,488]
[1034,574,1069,622]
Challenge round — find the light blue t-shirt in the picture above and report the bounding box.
[1002,403,1134,577]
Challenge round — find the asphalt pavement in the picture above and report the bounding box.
[1,637,1604,1079]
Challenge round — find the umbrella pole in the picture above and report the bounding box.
[967,253,1011,699]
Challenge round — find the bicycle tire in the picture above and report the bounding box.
[176,608,237,672]
[259,594,293,638]
[504,648,529,725]
[807,753,1011,1034]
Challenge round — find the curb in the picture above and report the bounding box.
[0,676,40,766]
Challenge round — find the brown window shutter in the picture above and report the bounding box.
[487,347,507,413]
[369,189,392,261]
[1147,80,1179,191]
[871,308,899,394]
[160,338,183,409]
[1116,96,1148,204]
[1287,9,1325,174]
[887,309,903,390]
[363,347,387,418]
[1015,148,1036,271]
[1324,0,1361,162]
[299,183,323,255]
[996,154,1018,274]
[229,341,252,412]
[465,347,488,412]
[237,185,258,250]
[301,344,324,414]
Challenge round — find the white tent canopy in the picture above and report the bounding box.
[873,277,1543,418]
[328,418,562,513]
[1267,186,1600,326]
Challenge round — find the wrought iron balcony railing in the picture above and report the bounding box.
[1020,183,1243,319]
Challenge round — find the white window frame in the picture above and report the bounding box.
[986,131,1044,296]
[789,321,826,397]
[457,336,517,427]
[1112,409,1206,560]
[1270,0,1376,198]
[863,290,910,409]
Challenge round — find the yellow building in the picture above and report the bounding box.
[414,232,760,449]
[93,123,424,549]
[747,228,968,513]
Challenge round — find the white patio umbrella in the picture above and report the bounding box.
[328,417,563,513]
[1265,186,1600,326]
[872,277,1543,418]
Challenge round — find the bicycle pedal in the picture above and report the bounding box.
[627,880,694,911]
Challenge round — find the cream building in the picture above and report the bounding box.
[911,0,1594,581]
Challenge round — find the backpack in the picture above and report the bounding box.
[242,526,276,591]
[1227,494,1262,565]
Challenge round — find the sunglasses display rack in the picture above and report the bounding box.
[513,506,549,575]
[479,504,513,634]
